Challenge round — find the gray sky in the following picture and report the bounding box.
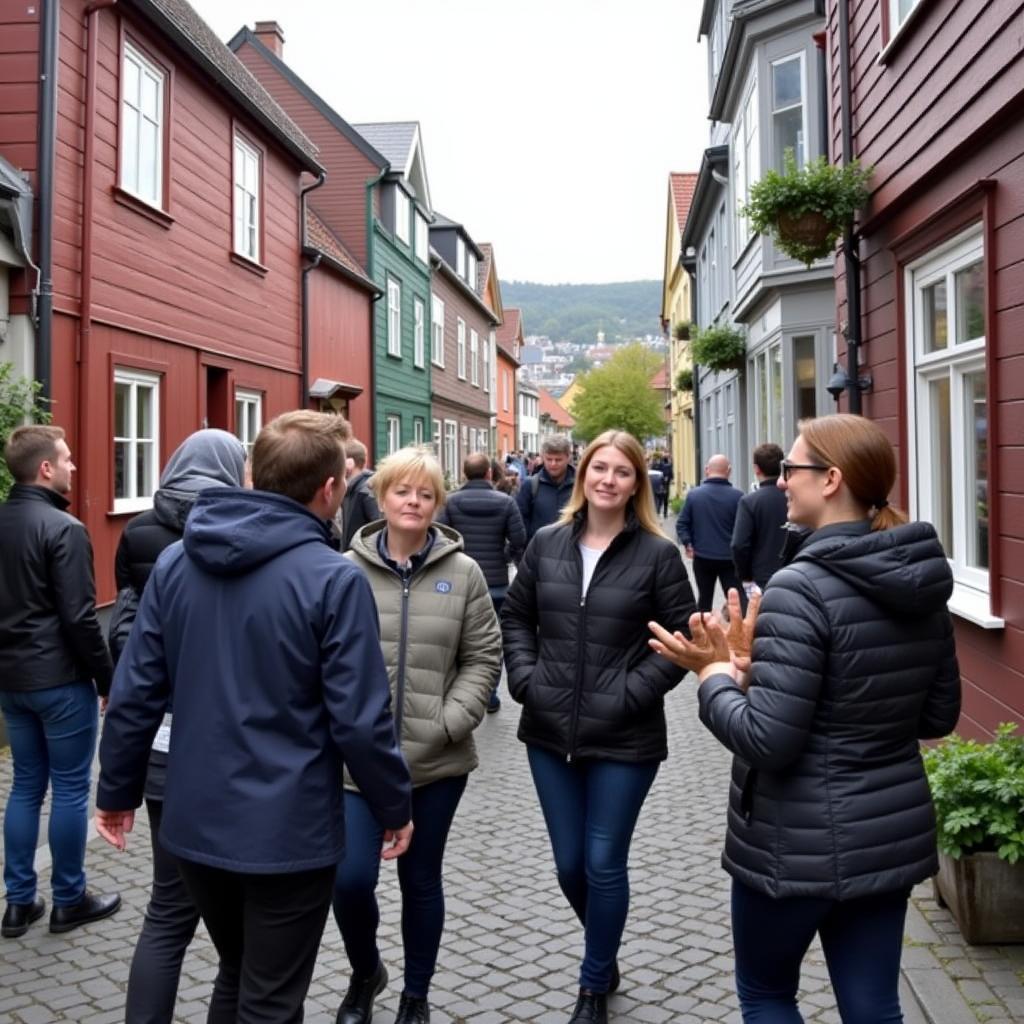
[191,0,710,284]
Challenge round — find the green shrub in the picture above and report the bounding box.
[669,495,683,516]
[690,324,746,373]
[675,367,693,393]
[0,363,51,502]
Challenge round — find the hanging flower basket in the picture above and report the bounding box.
[675,367,693,393]
[673,321,691,341]
[690,324,746,374]
[777,210,831,253]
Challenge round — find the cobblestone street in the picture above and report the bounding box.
[3,678,1024,1023]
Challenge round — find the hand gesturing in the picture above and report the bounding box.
[647,610,731,674]
[724,587,761,673]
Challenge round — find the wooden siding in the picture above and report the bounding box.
[0,1,39,176]
[496,349,518,457]
[431,271,492,412]
[827,0,1024,737]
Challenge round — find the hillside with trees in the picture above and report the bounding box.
[500,280,662,345]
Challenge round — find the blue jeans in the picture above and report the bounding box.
[333,774,468,998]
[527,746,659,992]
[731,879,909,1023]
[0,682,98,906]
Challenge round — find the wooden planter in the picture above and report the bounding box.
[934,850,1024,944]
[777,210,831,253]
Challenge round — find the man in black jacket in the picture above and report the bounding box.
[0,425,119,938]
[340,438,380,551]
[731,443,789,594]
[516,435,575,540]
[437,452,526,711]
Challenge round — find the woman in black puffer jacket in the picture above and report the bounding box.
[502,430,696,1024]
[650,414,961,1024]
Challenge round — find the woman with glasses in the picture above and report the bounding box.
[649,414,961,1024]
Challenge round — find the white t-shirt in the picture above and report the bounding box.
[579,542,603,597]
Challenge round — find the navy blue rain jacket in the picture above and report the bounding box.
[97,488,412,874]
[675,477,744,560]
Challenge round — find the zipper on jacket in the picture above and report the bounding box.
[394,575,411,741]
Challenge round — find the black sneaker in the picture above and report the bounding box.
[567,988,608,1024]
[2,898,45,938]
[394,993,430,1024]
[49,891,121,934]
[336,961,388,1024]
[486,695,502,714]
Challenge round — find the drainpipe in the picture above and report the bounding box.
[838,0,864,414]
[682,253,699,485]
[298,170,325,407]
[35,0,61,400]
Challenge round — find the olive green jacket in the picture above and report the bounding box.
[344,522,501,787]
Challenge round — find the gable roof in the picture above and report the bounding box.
[477,242,505,323]
[539,387,575,427]
[649,364,670,389]
[354,121,432,213]
[670,173,699,235]
[130,1,321,173]
[305,209,378,294]
[496,307,523,363]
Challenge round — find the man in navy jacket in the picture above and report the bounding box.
[96,411,412,1022]
[731,443,789,592]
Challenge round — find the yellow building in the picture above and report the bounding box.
[557,378,583,415]
[661,173,698,497]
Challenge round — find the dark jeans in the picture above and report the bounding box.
[0,682,97,906]
[176,858,335,1024]
[490,591,505,699]
[655,491,669,516]
[692,556,742,613]
[333,774,468,998]
[125,799,201,1024]
[527,746,659,992]
[732,879,909,1023]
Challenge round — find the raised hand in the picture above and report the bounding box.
[724,587,761,672]
[648,610,730,673]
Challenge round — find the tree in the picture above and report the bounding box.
[571,343,666,444]
[0,362,50,501]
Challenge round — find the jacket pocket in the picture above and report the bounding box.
[735,760,758,825]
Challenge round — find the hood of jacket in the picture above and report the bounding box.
[348,519,464,570]
[154,429,247,532]
[183,488,333,577]
[794,519,953,616]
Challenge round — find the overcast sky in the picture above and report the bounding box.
[191,0,710,285]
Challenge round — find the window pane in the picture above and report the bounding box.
[141,120,159,201]
[929,376,953,557]
[124,56,140,107]
[773,106,804,171]
[773,58,801,109]
[757,353,768,443]
[964,370,989,570]
[136,441,154,497]
[141,70,159,122]
[922,280,948,353]
[955,261,984,344]
[122,108,139,193]
[136,385,152,438]
[114,441,128,498]
[115,382,130,437]
[770,345,784,444]
[793,335,817,420]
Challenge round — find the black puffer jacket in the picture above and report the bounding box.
[502,512,696,762]
[698,519,961,901]
[436,479,526,588]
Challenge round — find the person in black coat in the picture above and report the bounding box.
[650,414,961,1024]
[111,428,246,1024]
[340,439,381,552]
[502,430,696,1024]
[730,442,789,594]
[515,435,576,540]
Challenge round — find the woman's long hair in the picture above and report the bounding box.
[799,414,909,532]
[557,430,666,538]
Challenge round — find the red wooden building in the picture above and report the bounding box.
[826,0,1024,735]
[0,0,324,602]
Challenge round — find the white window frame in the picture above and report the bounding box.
[503,369,510,412]
[889,0,923,35]
[387,277,402,358]
[460,424,469,467]
[734,74,759,250]
[770,52,807,172]
[121,42,164,207]
[905,225,1000,627]
[414,212,429,264]
[456,237,467,280]
[113,367,160,513]
[431,294,445,367]
[444,419,458,475]
[470,329,479,386]
[432,418,442,458]
[413,418,425,446]
[468,251,478,290]
[413,297,425,368]
[483,333,491,393]
[457,318,467,379]
[233,135,261,262]
[395,188,410,245]
[234,388,262,457]
[387,414,401,455]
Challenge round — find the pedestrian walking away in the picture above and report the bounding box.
[676,454,744,612]
[0,425,120,939]
[110,428,247,1024]
[502,430,696,1024]
[437,451,526,712]
[650,413,961,1024]
[515,435,576,540]
[336,446,502,1024]
[96,410,413,1024]
[730,442,789,595]
[340,438,381,552]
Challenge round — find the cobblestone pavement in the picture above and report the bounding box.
[4,583,1024,1024]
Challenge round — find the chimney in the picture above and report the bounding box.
[253,21,285,59]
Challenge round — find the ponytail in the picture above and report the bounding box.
[870,501,909,532]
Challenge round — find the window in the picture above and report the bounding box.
[121,42,164,207]
[415,213,429,264]
[467,251,478,290]
[233,135,261,262]
[503,369,510,412]
[709,228,718,315]
[457,318,467,379]
[430,294,445,366]
[710,12,723,77]
[483,333,491,393]
[114,368,160,512]
[387,415,401,455]
[395,188,410,245]
[907,227,994,623]
[414,298,425,368]
[734,76,759,246]
[718,202,729,300]
[444,420,457,475]
[751,343,784,446]
[456,237,467,280]
[387,278,401,357]
[432,418,441,457]
[235,389,262,457]
[413,418,425,445]
[772,54,805,171]
[889,0,922,34]
[793,335,818,422]
[470,330,479,386]
[461,424,469,465]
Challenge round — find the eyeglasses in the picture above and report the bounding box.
[780,460,830,482]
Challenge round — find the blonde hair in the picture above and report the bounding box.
[557,430,665,538]
[370,446,446,509]
[799,414,909,532]
[252,411,350,505]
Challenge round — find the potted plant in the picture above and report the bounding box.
[675,367,693,393]
[740,151,873,267]
[923,723,1024,943]
[690,324,746,374]
[673,321,691,341]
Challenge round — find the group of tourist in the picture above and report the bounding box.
[0,409,961,1024]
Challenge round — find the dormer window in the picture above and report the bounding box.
[467,251,477,290]
[456,236,466,280]
[415,213,429,264]
[395,187,410,245]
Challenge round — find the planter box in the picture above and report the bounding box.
[934,850,1024,944]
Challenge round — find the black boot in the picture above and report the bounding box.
[567,988,608,1024]
[48,891,120,934]
[394,993,430,1024]
[608,961,620,994]
[2,898,45,938]
[336,961,388,1024]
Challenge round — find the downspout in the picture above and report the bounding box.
[36,0,61,400]
[365,168,388,454]
[838,0,864,414]
[298,170,325,407]
[682,254,699,485]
